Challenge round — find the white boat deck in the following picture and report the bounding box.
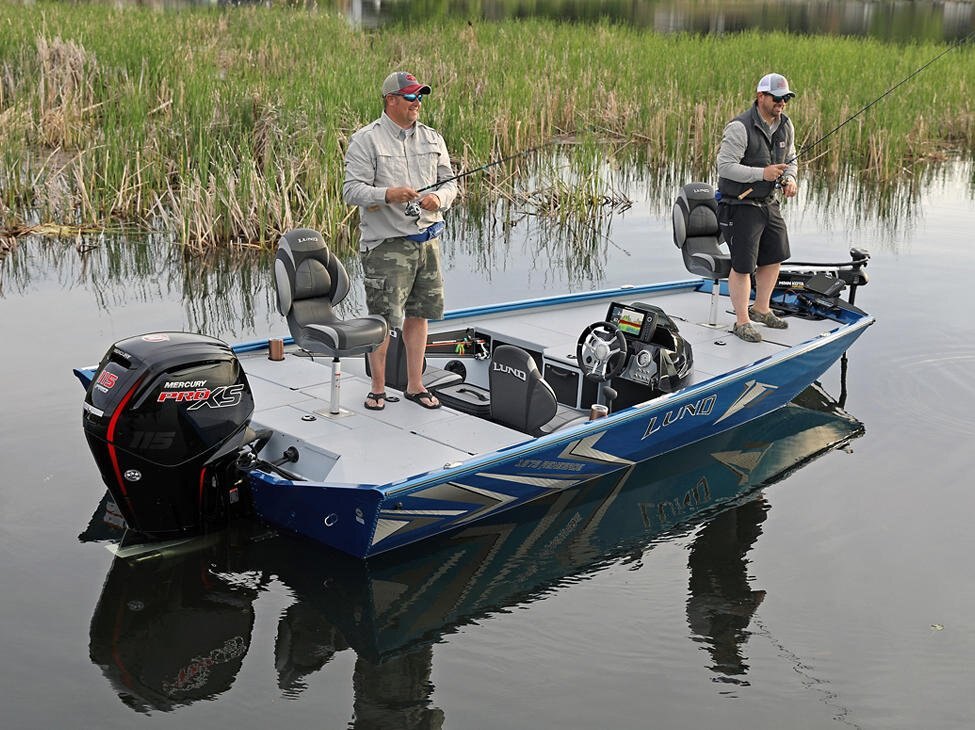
[240,287,842,486]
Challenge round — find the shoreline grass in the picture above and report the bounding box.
[0,2,973,252]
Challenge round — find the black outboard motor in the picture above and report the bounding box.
[82,332,255,539]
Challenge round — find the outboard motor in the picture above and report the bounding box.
[82,332,255,540]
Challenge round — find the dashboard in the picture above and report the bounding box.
[604,301,669,387]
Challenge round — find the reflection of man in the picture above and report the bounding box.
[352,649,444,730]
[685,497,768,681]
[343,71,458,411]
[275,603,443,729]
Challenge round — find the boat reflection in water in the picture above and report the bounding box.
[81,383,863,718]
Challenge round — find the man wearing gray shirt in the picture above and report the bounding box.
[716,72,798,343]
[343,71,458,410]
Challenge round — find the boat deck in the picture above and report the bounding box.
[240,286,844,486]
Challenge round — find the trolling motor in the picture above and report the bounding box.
[779,248,870,306]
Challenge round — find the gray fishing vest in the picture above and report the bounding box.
[718,103,792,203]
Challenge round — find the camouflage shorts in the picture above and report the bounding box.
[360,237,445,329]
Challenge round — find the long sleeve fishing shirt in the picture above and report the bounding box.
[343,113,458,251]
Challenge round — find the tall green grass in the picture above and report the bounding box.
[0,2,972,251]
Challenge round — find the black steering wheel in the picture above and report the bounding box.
[576,321,628,382]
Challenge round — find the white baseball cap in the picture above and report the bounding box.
[756,73,795,100]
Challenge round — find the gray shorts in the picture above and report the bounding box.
[718,201,791,274]
[360,237,445,329]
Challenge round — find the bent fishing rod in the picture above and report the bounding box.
[405,140,556,216]
[789,32,974,165]
[738,32,974,199]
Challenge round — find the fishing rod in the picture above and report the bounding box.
[736,32,974,199]
[405,140,556,216]
[787,32,974,165]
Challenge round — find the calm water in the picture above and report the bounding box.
[2,158,975,727]
[332,0,975,41]
[127,0,975,40]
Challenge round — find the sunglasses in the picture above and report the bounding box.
[767,93,793,103]
[396,93,424,103]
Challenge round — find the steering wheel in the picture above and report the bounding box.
[576,321,628,382]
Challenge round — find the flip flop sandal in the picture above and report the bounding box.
[404,390,441,409]
[364,391,399,411]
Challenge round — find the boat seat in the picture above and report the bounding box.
[488,345,588,437]
[274,228,388,413]
[673,182,732,326]
[364,327,463,393]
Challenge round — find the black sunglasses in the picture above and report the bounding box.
[396,92,424,103]
[767,93,793,103]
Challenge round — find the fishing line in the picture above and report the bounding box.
[735,33,974,199]
[416,140,557,194]
[405,140,557,216]
[788,31,975,164]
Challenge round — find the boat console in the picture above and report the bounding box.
[605,301,669,388]
[430,300,694,420]
[577,301,694,400]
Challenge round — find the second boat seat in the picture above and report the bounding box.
[488,345,588,436]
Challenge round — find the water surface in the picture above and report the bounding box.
[2,166,974,728]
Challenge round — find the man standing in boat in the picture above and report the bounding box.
[716,73,798,343]
[343,71,458,410]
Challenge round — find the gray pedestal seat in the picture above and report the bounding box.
[672,182,732,326]
[274,228,388,414]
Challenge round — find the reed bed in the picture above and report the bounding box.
[0,2,972,252]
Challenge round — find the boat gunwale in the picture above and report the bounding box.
[246,312,875,498]
[230,279,707,354]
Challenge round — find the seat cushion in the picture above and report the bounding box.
[538,405,590,435]
[435,382,491,417]
[298,315,387,355]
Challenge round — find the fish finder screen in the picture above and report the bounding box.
[608,304,645,337]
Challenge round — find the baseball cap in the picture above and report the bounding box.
[756,73,795,100]
[382,71,432,97]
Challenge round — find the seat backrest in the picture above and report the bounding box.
[489,345,558,435]
[274,228,351,334]
[672,183,731,280]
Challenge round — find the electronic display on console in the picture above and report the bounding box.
[606,302,658,342]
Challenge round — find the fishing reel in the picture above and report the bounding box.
[405,199,421,218]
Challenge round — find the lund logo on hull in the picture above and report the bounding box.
[642,395,717,439]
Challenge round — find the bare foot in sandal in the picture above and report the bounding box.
[364,391,400,411]
[405,390,441,409]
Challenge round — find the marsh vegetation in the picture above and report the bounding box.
[0,2,972,252]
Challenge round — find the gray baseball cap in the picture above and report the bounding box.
[382,71,432,97]
[756,73,795,99]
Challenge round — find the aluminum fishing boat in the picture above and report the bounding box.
[75,183,872,559]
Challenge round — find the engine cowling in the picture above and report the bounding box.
[82,332,254,539]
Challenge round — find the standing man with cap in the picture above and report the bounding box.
[344,71,458,410]
[716,72,798,343]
